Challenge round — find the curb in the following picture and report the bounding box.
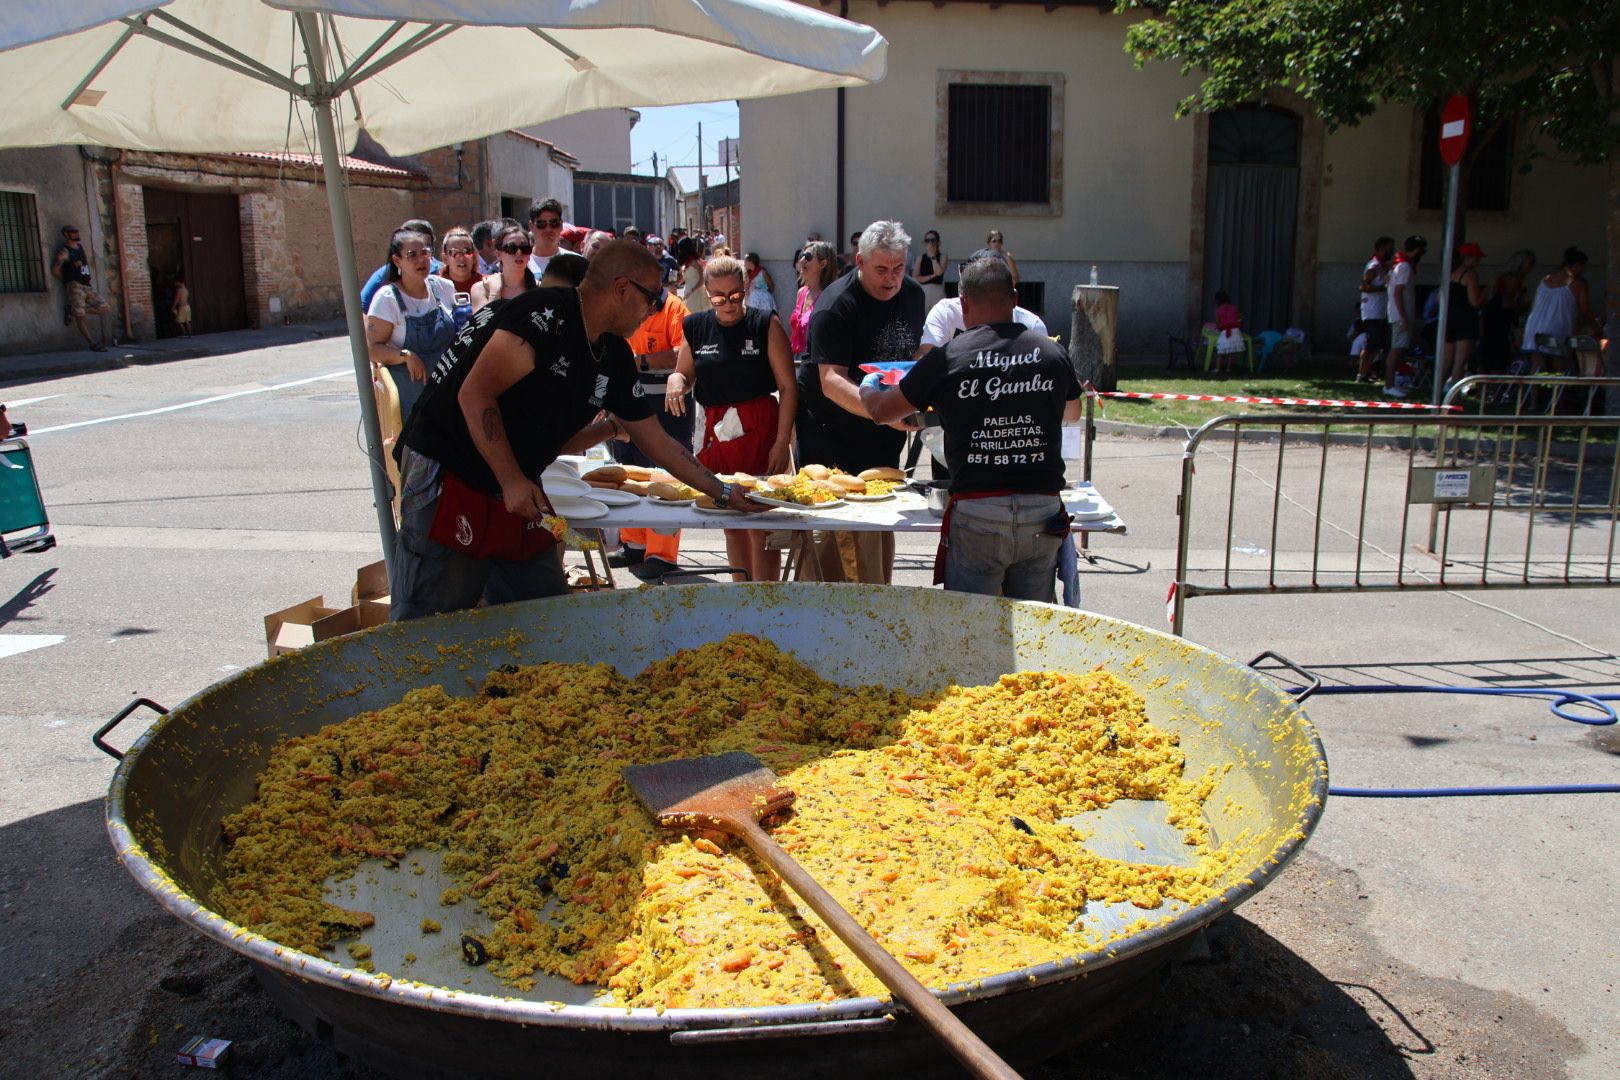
[1,322,347,388]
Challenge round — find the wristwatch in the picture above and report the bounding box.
[714,481,735,509]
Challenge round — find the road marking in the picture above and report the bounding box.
[24,370,351,436]
[0,634,65,660]
[6,395,62,408]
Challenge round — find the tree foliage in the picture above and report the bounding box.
[1119,0,1620,166]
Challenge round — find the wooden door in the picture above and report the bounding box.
[142,188,247,336]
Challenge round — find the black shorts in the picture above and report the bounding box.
[1357,319,1391,349]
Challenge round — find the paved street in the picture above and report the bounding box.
[0,333,1615,1078]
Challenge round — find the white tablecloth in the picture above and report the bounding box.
[564,482,1127,535]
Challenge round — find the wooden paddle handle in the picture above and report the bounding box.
[736,817,1024,1080]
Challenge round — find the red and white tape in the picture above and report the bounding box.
[1086,387,1456,411]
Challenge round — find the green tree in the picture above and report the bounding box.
[1121,0,1620,320]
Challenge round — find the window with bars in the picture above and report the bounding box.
[0,191,47,294]
[937,72,1063,215]
[1417,107,1515,213]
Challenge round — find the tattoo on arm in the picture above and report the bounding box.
[675,446,718,487]
[480,406,503,444]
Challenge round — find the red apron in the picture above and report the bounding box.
[428,471,558,561]
[696,394,780,475]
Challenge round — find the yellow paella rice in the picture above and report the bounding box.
[215,634,1232,1007]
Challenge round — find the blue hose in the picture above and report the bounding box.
[1279,683,1619,798]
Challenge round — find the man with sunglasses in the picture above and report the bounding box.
[53,224,112,350]
[527,199,565,281]
[391,240,765,619]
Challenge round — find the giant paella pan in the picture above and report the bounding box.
[101,584,1327,1077]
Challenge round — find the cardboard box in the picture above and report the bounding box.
[350,559,389,607]
[311,600,391,642]
[264,596,340,658]
[176,1036,231,1068]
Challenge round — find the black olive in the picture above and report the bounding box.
[498,664,520,674]
[460,934,488,966]
[1106,728,1119,750]
[328,751,343,776]
[436,801,457,820]
[541,765,557,779]
[550,859,570,880]
[533,874,552,895]
[1010,816,1035,835]
[485,685,510,699]
[478,750,491,774]
[330,787,342,802]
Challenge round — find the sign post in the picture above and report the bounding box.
[1431,94,1471,405]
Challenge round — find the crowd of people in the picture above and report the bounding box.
[1351,235,1603,398]
[361,206,1079,620]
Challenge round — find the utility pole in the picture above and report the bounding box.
[697,123,707,234]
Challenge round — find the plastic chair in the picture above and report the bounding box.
[1202,327,1253,372]
[1253,330,1285,371]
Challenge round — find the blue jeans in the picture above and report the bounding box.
[944,494,1064,602]
[389,490,566,621]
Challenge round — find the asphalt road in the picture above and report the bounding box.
[0,338,1615,1078]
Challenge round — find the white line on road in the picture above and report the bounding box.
[0,635,65,660]
[24,370,351,436]
[6,395,63,408]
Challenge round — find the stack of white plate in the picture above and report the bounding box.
[541,467,609,520]
[1065,487,1115,522]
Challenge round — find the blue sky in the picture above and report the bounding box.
[629,102,739,186]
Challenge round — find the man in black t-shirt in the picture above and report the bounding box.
[391,240,766,619]
[861,256,1080,601]
[52,225,112,351]
[796,220,925,583]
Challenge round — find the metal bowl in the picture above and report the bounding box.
[105,584,1326,1077]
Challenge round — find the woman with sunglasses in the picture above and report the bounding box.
[470,219,537,313]
[667,255,796,582]
[789,241,838,362]
[365,226,458,424]
[438,226,480,330]
[914,230,947,309]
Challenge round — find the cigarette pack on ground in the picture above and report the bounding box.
[175,1036,231,1068]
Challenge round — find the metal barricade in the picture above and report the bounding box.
[1171,409,1620,636]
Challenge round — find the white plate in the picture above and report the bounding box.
[694,504,751,516]
[587,487,641,506]
[1073,506,1116,522]
[542,476,594,498]
[548,497,609,520]
[646,497,697,507]
[844,492,896,502]
[751,494,845,510]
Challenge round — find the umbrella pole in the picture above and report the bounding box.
[298,13,398,572]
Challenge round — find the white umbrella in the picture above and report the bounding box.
[0,0,886,559]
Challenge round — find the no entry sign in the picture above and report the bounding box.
[1439,94,1472,165]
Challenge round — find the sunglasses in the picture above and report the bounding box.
[501,242,534,255]
[445,246,476,257]
[797,252,813,262]
[707,289,747,306]
[925,236,939,243]
[621,276,664,311]
[399,247,431,260]
[535,218,563,229]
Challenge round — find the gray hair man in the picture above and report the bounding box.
[861,256,1082,600]
[794,220,927,582]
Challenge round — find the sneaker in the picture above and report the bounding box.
[607,547,645,568]
[632,556,681,583]
[1382,385,1407,398]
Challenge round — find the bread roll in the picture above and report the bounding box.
[766,473,797,488]
[587,479,623,490]
[812,479,846,497]
[583,465,626,484]
[647,481,684,501]
[695,493,718,509]
[620,464,654,481]
[649,471,677,485]
[801,463,830,480]
[858,466,905,482]
[828,473,866,493]
[620,480,650,496]
[728,472,760,490]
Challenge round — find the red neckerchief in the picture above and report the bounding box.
[1393,251,1411,265]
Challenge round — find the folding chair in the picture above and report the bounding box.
[0,437,56,556]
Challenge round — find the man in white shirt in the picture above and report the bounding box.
[527,199,564,280]
[1383,234,1427,397]
[1355,236,1395,384]
[914,248,1046,352]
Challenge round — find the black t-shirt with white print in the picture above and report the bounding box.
[898,322,1080,495]
[403,286,653,494]
[682,307,778,407]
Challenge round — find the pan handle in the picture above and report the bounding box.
[92,697,169,760]
[670,1015,895,1044]
[1247,651,1321,703]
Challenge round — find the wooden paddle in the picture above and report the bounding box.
[621,751,1023,1080]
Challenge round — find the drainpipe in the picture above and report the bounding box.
[835,0,847,245]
